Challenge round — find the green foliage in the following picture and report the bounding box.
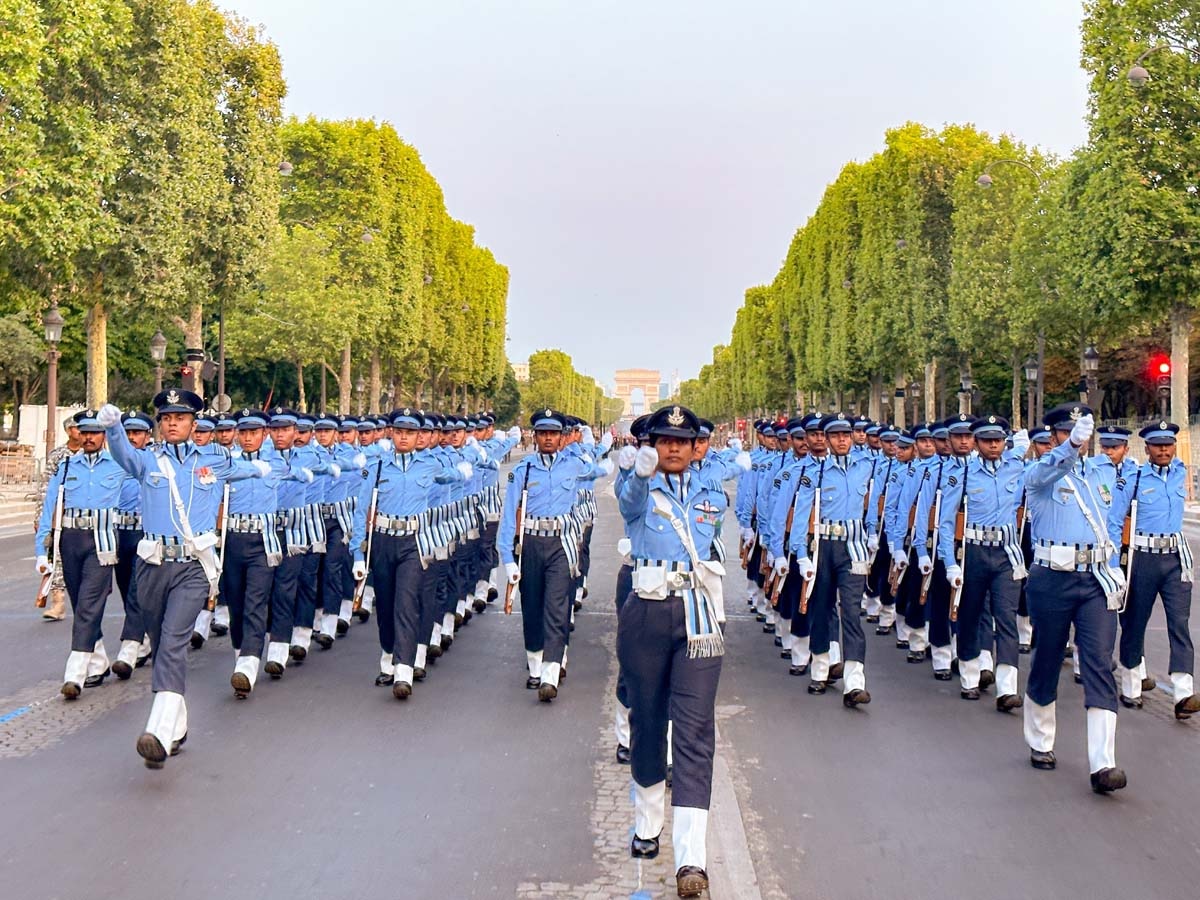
[521,349,612,425]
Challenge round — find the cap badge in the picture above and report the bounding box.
[403,408,411,416]
[1161,421,1169,429]
[667,407,685,426]
[837,413,846,420]
[1069,407,1081,421]
[166,390,180,405]
[241,408,249,416]
[988,415,996,424]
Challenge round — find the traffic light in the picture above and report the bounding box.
[1150,353,1171,394]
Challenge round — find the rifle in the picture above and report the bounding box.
[918,459,945,606]
[504,461,531,614]
[863,458,877,560]
[800,460,825,615]
[353,460,383,611]
[208,482,230,610]
[1118,468,1142,590]
[36,459,68,608]
[949,461,969,621]
[768,484,798,607]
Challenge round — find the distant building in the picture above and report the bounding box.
[511,360,529,382]
[614,368,661,417]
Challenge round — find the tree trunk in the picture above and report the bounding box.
[869,374,883,422]
[296,361,306,412]
[1171,302,1192,496]
[320,358,327,412]
[86,301,108,408]
[924,358,937,421]
[958,362,973,416]
[1010,355,1022,429]
[368,349,382,414]
[184,302,204,398]
[339,340,352,414]
[892,367,906,429]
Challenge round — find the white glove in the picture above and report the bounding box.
[466,435,478,448]
[796,558,816,582]
[353,452,367,468]
[581,426,594,444]
[727,437,743,452]
[329,463,341,479]
[1069,413,1094,447]
[772,556,790,579]
[97,404,122,428]
[456,461,473,480]
[617,445,637,470]
[352,560,367,580]
[251,460,271,477]
[599,430,615,452]
[598,459,614,476]
[734,451,752,472]
[918,556,933,576]
[36,555,52,575]
[634,445,658,478]
[740,526,754,543]
[945,565,963,589]
[1010,428,1030,456]
[299,467,314,483]
[867,534,879,554]
[766,553,775,567]
[505,562,520,584]
[893,555,908,574]
[477,446,489,464]
[507,426,521,440]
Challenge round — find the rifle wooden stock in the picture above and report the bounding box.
[505,487,528,615]
[352,488,379,612]
[800,501,819,615]
[208,485,230,610]
[918,489,941,606]
[37,482,65,609]
[950,500,966,621]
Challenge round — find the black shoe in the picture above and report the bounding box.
[755,613,767,623]
[336,618,350,635]
[170,732,187,756]
[1175,695,1200,720]
[789,664,809,676]
[135,653,151,669]
[1030,750,1056,770]
[573,599,583,612]
[1119,694,1143,709]
[355,608,371,624]
[211,622,229,637]
[1090,767,1127,794]
[569,622,576,633]
[582,586,588,600]
[630,834,660,859]
[828,662,844,681]
[526,676,541,690]
[780,650,791,660]
[1019,643,1031,655]
[61,681,81,700]
[906,649,927,664]
[375,672,394,686]
[441,635,453,652]
[112,660,133,680]
[427,643,443,660]
[807,680,826,694]
[1141,675,1156,692]
[1073,673,1084,685]
[453,612,464,628]
[231,672,251,698]
[960,687,981,701]
[979,669,995,690]
[843,689,871,708]
[763,623,775,634]
[895,639,909,650]
[413,667,426,682]
[875,623,892,635]
[859,608,867,617]
[137,733,168,769]
[472,598,486,613]
[487,586,498,602]
[774,636,783,647]
[933,669,952,681]
[314,633,334,650]
[392,681,412,700]
[996,694,1023,712]
[537,683,558,702]
[676,866,709,898]
[616,744,631,765]
[866,614,880,623]
[289,645,306,663]
[265,660,283,679]
[462,609,472,625]
[84,668,110,688]
[190,632,204,650]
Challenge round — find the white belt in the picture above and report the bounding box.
[228,515,266,534]
[1132,533,1182,552]
[965,526,1006,544]
[1033,543,1107,570]
[816,521,850,539]
[375,514,420,535]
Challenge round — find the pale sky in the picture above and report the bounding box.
[223,0,1090,392]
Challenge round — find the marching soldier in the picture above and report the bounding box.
[1106,421,1199,720]
[291,413,340,656]
[499,409,609,701]
[111,410,154,678]
[778,413,876,706]
[865,425,899,631]
[37,414,83,622]
[617,404,725,898]
[1021,404,1127,793]
[314,412,364,642]
[97,391,269,767]
[35,409,125,697]
[885,425,931,660]
[936,416,1027,709]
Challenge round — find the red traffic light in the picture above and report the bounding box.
[1157,361,1171,375]
[1148,353,1171,380]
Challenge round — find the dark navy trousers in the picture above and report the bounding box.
[371,533,424,667]
[60,529,113,653]
[808,542,867,662]
[1119,551,1193,676]
[220,532,274,658]
[135,558,209,694]
[114,528,145,642]
[956,544,1020,668]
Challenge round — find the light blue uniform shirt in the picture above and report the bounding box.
[786,454,877,558]
[1024,440,1112,547]
[35,450,125,553]
[935,456,1025,564]
[497,451,604,565]
[1106,458,1189,543]
[618,469,726,564]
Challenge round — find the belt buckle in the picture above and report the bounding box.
[1074,549,1089,565]
[666,571,690,590]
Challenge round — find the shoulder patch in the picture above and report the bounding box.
[507,471,515,483]
[800,475,812,487]
[361,468,369,478]
[948,475,958,487]
[773,478,781,488]
[1115,477,1126,490]
[782,470,791,481]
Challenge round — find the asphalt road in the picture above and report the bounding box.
[1,486,1199,900]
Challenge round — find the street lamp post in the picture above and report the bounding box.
[958,372,974,416]
[908,380,922,424]
[355,376,366,416]
[1082,344,1101,453]
[150,330,167,395]
[42,305,64,466]
[1023,356,1039,431]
